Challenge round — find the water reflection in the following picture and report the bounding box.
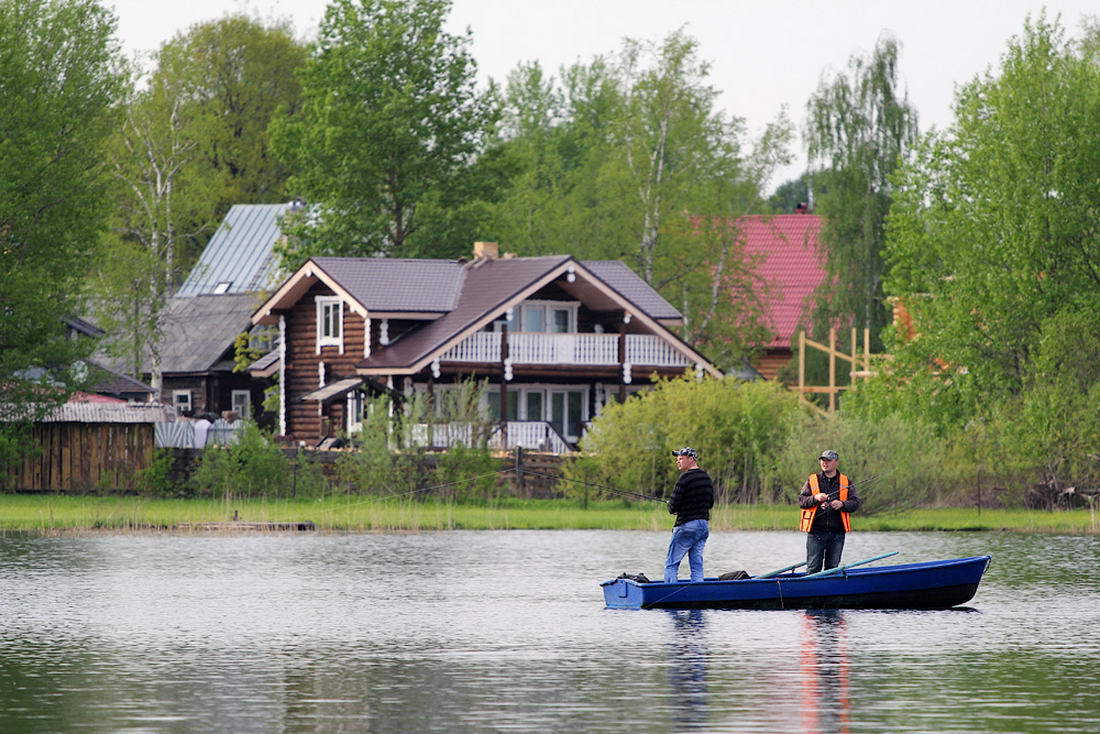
[664,608,708,727]
[798,610,850,734]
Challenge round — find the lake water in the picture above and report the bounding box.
[0,529,1096,733]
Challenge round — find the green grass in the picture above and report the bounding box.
[0,495,1096,533]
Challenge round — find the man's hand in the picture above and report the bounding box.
[813,492,828,503]
[829,499,844,510]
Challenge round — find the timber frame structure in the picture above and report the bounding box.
[796,327,886,414]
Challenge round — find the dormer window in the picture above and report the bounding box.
[316,296,343,351]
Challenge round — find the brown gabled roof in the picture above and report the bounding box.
[310,257,464,313]
[581,260,681,323]
[358,255,572,372]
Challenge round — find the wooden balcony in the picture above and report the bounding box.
[440,332,692,367]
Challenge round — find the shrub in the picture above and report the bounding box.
[567,375,805,502]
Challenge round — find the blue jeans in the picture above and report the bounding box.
[664,519,710,582]
[806,531,846,574]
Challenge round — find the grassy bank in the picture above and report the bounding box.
[0,495,1096,533]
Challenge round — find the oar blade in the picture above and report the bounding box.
[801,550,900,579]
[756,561,807,579]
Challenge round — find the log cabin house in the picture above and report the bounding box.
[250,243,722,450]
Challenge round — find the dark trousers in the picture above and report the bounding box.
[806,531,846,574]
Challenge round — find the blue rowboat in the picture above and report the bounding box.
[600,555,992,610]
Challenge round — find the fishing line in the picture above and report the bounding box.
[316,468,517,514]
[516,468,669,504]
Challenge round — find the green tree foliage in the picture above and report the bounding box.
[271,0,498,265]
[805,34,918,350]
[847,15,1100,494]
[567,376,804,503]
[487,31,792,368]
[0,0,125,468]
[92,14,305,385]
[152,14,307,261]
[883,16,1100,410]
[766,172,812,214]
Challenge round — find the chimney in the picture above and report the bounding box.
[473,241,499,259]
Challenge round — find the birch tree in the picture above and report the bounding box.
[805,34,918,350]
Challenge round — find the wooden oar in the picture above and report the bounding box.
[800,551,900,579]
[755,561,807,579]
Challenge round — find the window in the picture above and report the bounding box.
[551,308,570,333]
[316,297,343,349]
[518,300,578,332]
[231,390,251,419]
[172,390,192,416]
[213,281,232,294]
[525,391,544,421]
[522,305,546,332]
[487,390,519,421]
[550,390,585,440]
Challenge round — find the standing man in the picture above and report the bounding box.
[798,449,861,574]
[664,447,715,582]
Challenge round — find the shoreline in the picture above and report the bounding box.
[0,496,1094,534]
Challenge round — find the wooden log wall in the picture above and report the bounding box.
[284,283,367,442]
[8,422,155,491]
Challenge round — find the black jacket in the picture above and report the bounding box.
[668,468,715,526]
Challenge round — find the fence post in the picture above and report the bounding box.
[514,445,524,497]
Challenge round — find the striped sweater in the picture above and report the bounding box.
[668,468,715,526]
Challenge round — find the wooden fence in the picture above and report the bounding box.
[6,422,155,492]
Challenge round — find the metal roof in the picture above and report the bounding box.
[739,214,825,350]
[41,402,176,423]
[178,203,293,297]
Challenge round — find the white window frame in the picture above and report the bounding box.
[517,300,578,333]
[231,390,251,419]
[172,390,192,415]
[316,296,344,352]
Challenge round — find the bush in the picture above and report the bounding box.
[567,376,805,502]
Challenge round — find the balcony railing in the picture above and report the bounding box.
[407,420,573,453]
[440,332,692,367]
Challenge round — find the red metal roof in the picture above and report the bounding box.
[740,214,825,351]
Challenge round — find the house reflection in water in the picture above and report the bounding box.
[799,610,851,734]
[664,609,709,727]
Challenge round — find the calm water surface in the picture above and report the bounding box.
[0,529,1096,733]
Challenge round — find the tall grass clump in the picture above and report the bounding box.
[565,375,804,503]
[191,421,329,500]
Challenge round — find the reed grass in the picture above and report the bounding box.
[0,495,1095,534]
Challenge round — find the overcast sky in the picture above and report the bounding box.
[108,0,1099,189]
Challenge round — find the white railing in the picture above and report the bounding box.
[489,421,572,453]
[407,421,573,453]
[440,332,692,367]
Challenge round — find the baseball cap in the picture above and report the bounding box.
[818,450,839,461]
[672,447,698,459]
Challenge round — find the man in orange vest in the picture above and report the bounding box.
[797,450,862,574]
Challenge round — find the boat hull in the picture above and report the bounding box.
[600,556,991,610]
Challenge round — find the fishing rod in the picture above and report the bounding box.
[812,470,892,502]
[516,468,670,504]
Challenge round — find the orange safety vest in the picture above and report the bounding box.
[799,473,851,532]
